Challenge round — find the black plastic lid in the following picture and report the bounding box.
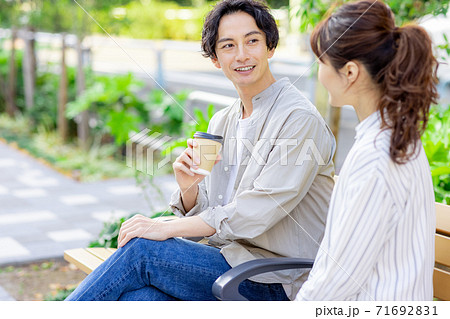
[193,131,223,144]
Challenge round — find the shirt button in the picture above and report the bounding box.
[218,195,223,200]
[217,229,221,234]
[224,167,229,172]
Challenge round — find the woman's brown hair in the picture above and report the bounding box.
[310,0,439,164]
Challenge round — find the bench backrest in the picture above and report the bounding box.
[434,202,450,300]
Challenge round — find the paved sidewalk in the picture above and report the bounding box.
[0,285,14,301]
[0,141,178,268]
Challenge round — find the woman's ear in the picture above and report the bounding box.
[342,61,359,84]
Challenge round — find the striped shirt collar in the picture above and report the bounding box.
[355,110,381,140]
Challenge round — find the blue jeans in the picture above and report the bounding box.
[65,237,289,301]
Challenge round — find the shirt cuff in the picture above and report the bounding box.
[198,206,230,237]
[169,186,209,217]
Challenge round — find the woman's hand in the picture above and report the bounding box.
[118,214,169,248]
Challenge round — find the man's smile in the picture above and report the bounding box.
[235,65,256,72]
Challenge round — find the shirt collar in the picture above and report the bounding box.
[234,77,290,116]
[354,110,381,140]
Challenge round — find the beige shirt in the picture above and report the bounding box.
[169,78,336,299]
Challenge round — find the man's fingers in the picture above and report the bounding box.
[178,152,195,167]
[186,139,200,165]
[185,148,200,166]
[187,139,197,148]
[173,162,195,176]
[118,229,141,248]
[215,153,222,164]
[119,215,145,242]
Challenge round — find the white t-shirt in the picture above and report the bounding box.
[222,113,254,204]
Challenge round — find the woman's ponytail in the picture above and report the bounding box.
[378,25,439,164]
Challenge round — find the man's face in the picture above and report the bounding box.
[212,11,275,93]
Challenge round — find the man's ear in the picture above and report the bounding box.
[267,48,275,59]
[211,57,221,69]
[342,61,359,84]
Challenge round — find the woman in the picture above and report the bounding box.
[296,0,439,300]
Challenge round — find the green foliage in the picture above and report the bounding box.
[89,211,175,248]
[26,66,79,131]
[66,72,147,146]
[54,137,135,182]
[89,213,134,248]
[161,103,215,156]
[1,1,209,40]
[147,89,190,136]
[296,0,450,32]
[267,0,290,8]
[422,105,450,204]
[44,287,76,301]
[0,46,78,131]
[0,48,25,113]
[0,0,20,28]
[0,0,135,33]
[26,69,59,129]
[149,211,176,219]
[0,114,134,182]
[438,34,450,61]
[113,1,209,41]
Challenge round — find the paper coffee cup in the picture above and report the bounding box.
[190,132,223,176]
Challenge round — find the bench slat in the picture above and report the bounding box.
[436,202,450,236]
[435,234,450,267]
[64,248,104,274]
[433,267,450,300]
[85,247,116,261]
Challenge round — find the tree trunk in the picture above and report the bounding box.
[58,34,68,141]
[328,106,341,161]
[6,28,19,117]
[22,27,36,110]
[30,27,37,85]
[76,36,89,150]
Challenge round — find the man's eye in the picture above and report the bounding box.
[249,39,259,44]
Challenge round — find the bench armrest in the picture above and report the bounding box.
[212,258,314,301]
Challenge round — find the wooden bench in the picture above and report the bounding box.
[64,202,450,300]
[64,247,117,275]
[434,202,450,300]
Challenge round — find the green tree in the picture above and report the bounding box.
[295,0,449,32]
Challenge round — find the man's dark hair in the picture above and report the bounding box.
[201,0,279,59]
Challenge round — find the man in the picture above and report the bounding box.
[66,0,335,301]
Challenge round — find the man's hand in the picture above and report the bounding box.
[117,215,216,248]
[173,139,221,212]
[173,139,205,193]
[118,214,169,248]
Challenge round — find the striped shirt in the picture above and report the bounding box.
[296,111,435,301]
